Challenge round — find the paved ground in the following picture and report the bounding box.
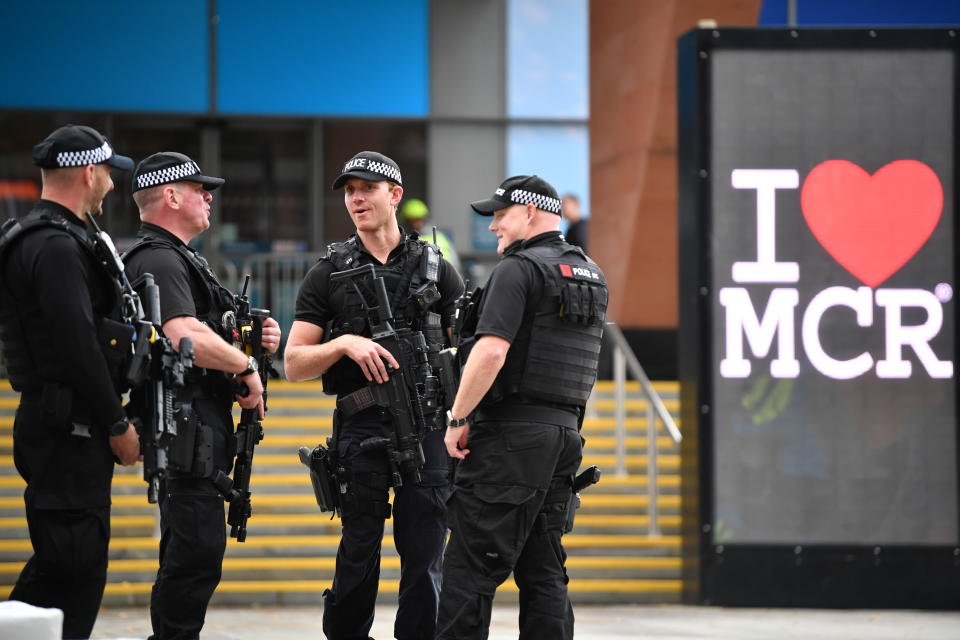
[90,604,960,639]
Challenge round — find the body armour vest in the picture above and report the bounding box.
[490,241,608,406]
[321,234,445,396]
[0,210,126,391]
[123,235,238,390]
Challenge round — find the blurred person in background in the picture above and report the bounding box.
[398,197,462,272]
[561,193,588,254]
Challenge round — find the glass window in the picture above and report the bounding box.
[0,112,62,220]
[507,122,589,217]
[507,0,589,119]
[219,121,311,253]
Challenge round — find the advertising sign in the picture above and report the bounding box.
[678,29,960,608]
[711,49,956,546]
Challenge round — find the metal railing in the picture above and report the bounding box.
[604,321,681,537]
[216,252,318,355]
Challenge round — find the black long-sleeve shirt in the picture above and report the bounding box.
[0,200,125,507]
[1,200,125,427]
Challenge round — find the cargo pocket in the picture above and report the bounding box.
[504,425,548,451]
[472,483,539,576]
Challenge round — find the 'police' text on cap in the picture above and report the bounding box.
[332,151,402,189]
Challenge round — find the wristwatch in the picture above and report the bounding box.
[108,418,129,437]
[238,355,258,377]
[446,409,468,428]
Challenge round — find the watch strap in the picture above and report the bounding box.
[238,355,258,377]
[108,418,129,436]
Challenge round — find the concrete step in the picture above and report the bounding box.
[0,378,684,605]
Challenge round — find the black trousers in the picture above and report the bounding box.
[436,417,582,640]
[149,396,233,640]
[322,427,450,640]
[148,479,227,640]
[10,502,110,640]
[11,395,115,640]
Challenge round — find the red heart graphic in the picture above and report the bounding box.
[800,159,943,287]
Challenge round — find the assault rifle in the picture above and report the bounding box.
[329,263,438,486]
[212,275,271,542]
[89,216,196,503]
[130,273,196,504]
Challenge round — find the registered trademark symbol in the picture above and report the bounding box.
[935,283,953,303]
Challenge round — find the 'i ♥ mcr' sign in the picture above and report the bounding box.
[681,37,958,550]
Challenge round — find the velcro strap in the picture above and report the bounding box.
[337,387,378,417]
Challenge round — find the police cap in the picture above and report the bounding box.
[332,151,402,189]
[469,175,562,216]
[132,151,225,193]
[32,124,134,171]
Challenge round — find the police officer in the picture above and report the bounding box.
[436,175,608,640]
[285,151,464,640]
[0,125,140,639]
[123,152,281,640]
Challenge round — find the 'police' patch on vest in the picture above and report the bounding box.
[558,263,601,282]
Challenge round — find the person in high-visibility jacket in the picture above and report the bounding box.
[398,197,462,272]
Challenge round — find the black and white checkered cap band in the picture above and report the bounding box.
[509,189,561,214]
[136,161,202,190]
[56,141,113,168]
[365,160,401,183]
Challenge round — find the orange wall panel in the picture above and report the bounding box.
[590,0,762,328]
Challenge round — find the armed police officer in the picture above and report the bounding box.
[437,176,608,640]
[123,152,281,640]
[0,125,140,639]
[286,151,464,640]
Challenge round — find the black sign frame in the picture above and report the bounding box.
[678,27,960,610]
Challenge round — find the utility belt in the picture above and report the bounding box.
[473,403,581,431]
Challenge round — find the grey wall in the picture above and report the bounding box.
[430,0,505,119]
[429,0,506,268]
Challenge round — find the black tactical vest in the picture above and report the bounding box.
[490,240,608,406]
[124,235,238,339]
[123,235,239,393]
[0,210,126,391]
[321,234,445,396]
